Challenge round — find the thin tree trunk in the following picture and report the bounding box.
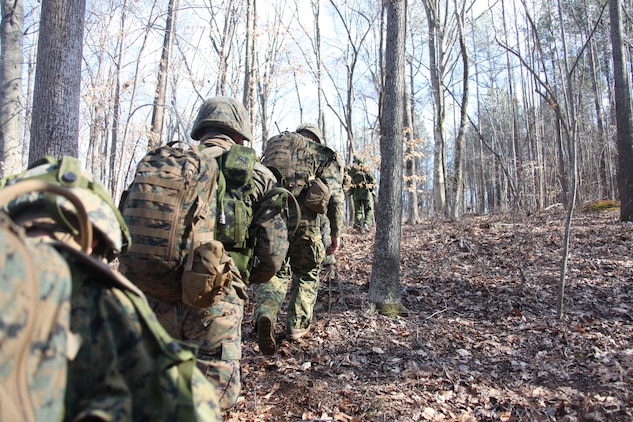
[243,0,256,146]
[555,0,578,319]
[109,1,128,197]
[405,60,420,224]
[0,0,24,177]
[424,0,447,217]
[369,0,405,315]
[149,0,178,151]
[450,2,468,221]
[313,0,326,138]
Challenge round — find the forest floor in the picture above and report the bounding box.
[226,208,633,422]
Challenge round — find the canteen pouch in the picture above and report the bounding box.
[181,240,233,308]
[305,177,331,214]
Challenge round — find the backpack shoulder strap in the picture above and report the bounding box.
[57,243,197,421]
[0,180,93,253]
[121,289,197,421]
[254,186,301,237]
[53,242,147,300]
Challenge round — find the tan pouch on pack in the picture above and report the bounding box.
[181,240,233,308]
[305,177,331,214]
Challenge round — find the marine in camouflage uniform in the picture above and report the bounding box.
[347,156,376,232]
[148,96,288,409]
[254,123,344,354]
[2,156,222,421]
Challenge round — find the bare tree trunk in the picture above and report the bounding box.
[243,0,256,145]
[449,2,469,221]
[312,0,326,138]
[405,60,420,224]
[555,0,579,319]
[212,1,239,96]
[29,0,86,162]
[423,0,447,217]
[149,0,178,151]
[368,0,405,315]
[0,0,24,177]
[501,0,522,209]
[609,0,633,221]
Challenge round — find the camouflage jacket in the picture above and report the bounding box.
[200,134,289,285]
[314,142,344,238]
[61,247,222,422]
[347,162,376,201]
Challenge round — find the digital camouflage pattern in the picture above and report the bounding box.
[1,156,223,421]
[296,123,324,144]
[1,155,131,256]
[202,139,289,285]
[150,132,287,410]
[262,131,344,236]
[118,143,219,301]
[347,158,376,230]
[148,269,246,411]
[191,96,253,141]
[255,229,326,332]
[320,214,336,267]
[144,96,288,410]
[255,127,344,333]
[262,131,320,198]
[0,213,72,422]
[320,144,345,238]
[63,250,223,421]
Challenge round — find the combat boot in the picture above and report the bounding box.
[287,325,310,341]
[257,314,276,356]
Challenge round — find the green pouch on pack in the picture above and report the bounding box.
[223,144,256,185]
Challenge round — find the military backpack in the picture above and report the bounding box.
[262,131,332,214]
[119,142,232,308]
[202,143,294,283]
[0,181,84,422]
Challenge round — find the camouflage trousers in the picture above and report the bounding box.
[254,224,325,331]
[353,197,374,228]
[320,214,336,267]
[148,276,246,411]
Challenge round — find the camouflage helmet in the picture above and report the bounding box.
[190,96,253,141]
[296,123,324,144]
[1,156,131,256]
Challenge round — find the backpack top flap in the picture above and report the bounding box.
[262,132,318,197]
[119,143,219,301]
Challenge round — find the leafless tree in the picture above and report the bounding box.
[0,0,25,177]
[29,0,86,162]
[149,0,179,151]
[609,0,633,221]
[368,0,406,316]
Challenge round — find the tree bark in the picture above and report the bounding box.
[368,0,405,315]
[449,3,469,221]
[423,0,447,217]
[1,0,25,177]
[609,0,633,221]
[29,0,86,162]
[405,61,420,224]
[149,0,178,151]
